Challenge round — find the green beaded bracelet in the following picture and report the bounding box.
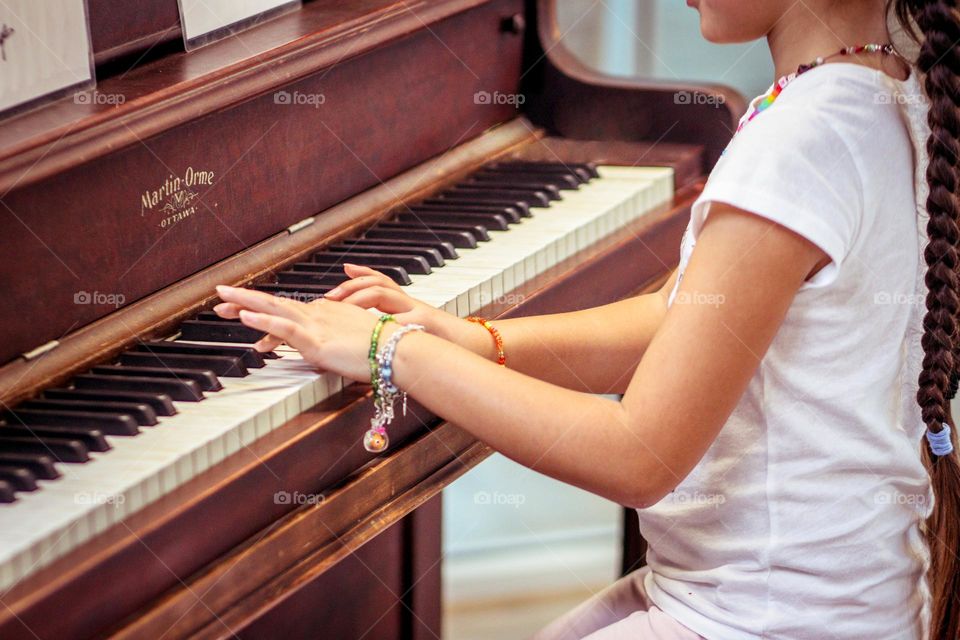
[369,314,394,399]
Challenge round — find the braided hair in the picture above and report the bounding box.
[890,1,960,637]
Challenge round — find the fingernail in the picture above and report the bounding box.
[327,287,342,298]
[343,263,356,269]
[212,303,226,312]
[215,285,233,294]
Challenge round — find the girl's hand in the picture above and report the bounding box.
[212,285,379,381]
[324,264,467,344]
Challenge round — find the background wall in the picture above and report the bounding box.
[555,0,773,98]
[443,3,774,637]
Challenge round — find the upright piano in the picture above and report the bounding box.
[0,1,742,637]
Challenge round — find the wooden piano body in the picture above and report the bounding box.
[0,1,743,637]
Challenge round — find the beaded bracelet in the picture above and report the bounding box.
[378,323,426,395]
[364,320,425,453]
[364,314,394,453]
[368,314,394,401]
[467,316,506,366]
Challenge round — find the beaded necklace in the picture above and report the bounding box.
[736,43,899,134]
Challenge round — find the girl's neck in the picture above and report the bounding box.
[766,2,909,81]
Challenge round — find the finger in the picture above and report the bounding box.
[343,263,384,279]
[253,333,284,352]
[212,302,243,319]
[237,310,309,352]
[339,286,413,313]
[216,285,308,322]
[325,274,399,300]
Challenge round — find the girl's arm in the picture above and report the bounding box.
[214,204,826,507]
[322,266,680,394]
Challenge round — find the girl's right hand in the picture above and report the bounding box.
[323,263,469,345]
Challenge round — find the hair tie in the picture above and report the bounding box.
[926,424,954,457]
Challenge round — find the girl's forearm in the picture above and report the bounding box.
[446,292,669,394]
[388,327,662,507]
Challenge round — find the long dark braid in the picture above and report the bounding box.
[891,1,960,637]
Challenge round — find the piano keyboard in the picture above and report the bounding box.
[0,162,672,592]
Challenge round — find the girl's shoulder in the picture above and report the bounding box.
[725,63,916,184]
[773,63,916,141]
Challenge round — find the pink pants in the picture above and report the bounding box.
[529,567,704,640]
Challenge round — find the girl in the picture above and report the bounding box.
[213,0,960,637]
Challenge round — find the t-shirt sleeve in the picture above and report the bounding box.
[690,104,864,288]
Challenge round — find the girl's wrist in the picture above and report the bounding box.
[409,308,501,363]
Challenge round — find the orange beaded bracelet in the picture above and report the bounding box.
[467,316,506,366]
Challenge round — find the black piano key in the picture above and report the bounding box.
[133,341,267,369]
[279,266,412,287]
[363,228,478,249]
[477,165,587,183]
[309,251,432,275]
[0,480,15,503]
[454,181,562,201]
[92,365,221,393]
[44,388,178,416]
[177,320,266,345]
[377,220,488,242]
[395,211,510,231]
[423,197,529,217]
[491,160,599,179]
[119,351,248,378]
[73,374,204,402]
[1,425,111,452]
[0,465,38,492]
[5,408,139,436]
[20,399,158,426]
[273,272,347,288]
[0,436,89,464]
[442,187,552,207]
[0,453,60,480]
[340,237,459,260]
[472,170,582,189]
[254,283,330,302]
[327,243,445,267]
[408,203,524,222]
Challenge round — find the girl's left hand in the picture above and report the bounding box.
[212,285,379,381]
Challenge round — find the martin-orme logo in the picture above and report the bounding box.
[140,166,215,229]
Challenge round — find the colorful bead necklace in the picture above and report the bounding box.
[736,43,899,134]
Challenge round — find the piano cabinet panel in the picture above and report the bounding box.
[229,496,442,640]
[88,0,181,66]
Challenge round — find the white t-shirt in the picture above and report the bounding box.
[640,63,935,639]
